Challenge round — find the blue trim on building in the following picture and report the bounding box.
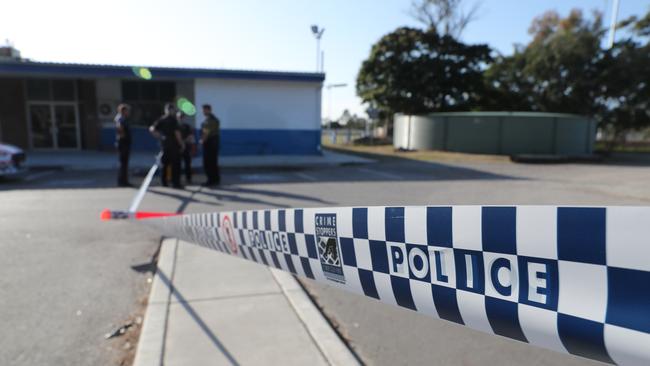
[100,127,321,156]
[221,129,321,155]
[0,61,325,82]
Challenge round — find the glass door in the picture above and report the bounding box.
[29,104,55,148]
[29,103,80,149]
[54,105,80,148]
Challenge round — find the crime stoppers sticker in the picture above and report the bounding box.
[315,213,345,283]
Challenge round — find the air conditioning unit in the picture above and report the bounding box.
[98,101,117,119]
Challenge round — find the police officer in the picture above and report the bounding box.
[149,103,185,189]
[114,104,132,187]
[200,104,221,186]
[177,111,196,184]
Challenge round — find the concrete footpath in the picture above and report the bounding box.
[135,238,359,366]
[25,150,372,171]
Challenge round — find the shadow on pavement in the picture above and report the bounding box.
[131,243,240,365]
[0,152,527,192]
[215,186,333,205]
[147,187,224,213]
[148,187,293,210]
[597,152,650,167]
[157,267,240,366]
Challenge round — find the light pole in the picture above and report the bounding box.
[607,0,621,49]
[311,25,325,72]
[326,83,347,127]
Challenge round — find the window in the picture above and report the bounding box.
[52,80,75,101]
[27,79,52,100]
[26,79,76,101]
[121,81,176,126]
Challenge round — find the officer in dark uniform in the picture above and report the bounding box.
[149,103,185,188]
[114,104,132,187]
[200,104,221,186]
[177,111,196,185]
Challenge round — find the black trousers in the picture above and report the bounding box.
[161,148,181,187]
[117,140,130,185]
[202,137,220,184]
[182,147,193,183]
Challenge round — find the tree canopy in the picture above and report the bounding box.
[356,7,650,136]
[409,0,479,38]
[484,10,606,116]
[356,27,491,116]
[597,15,650,135]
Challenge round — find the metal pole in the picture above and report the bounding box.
[325,83,347,129]
[608,0,620,49]
[320,51,325,73]
[328,86,332,123]
[365,118,370,138]
[407,115,412,150]
[316,38,321,71]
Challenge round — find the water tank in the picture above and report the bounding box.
[393,112,595,155]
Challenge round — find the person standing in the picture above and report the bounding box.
[114,104,132,187]
[200,104,221,186]
[177,111,196,184]
[149,103,185,189]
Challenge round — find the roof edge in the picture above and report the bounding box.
[0,60,325,82]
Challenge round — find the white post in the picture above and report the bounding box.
[328,87,333,124]
[316,38,321,71]
[608,0,620,49]
[320,51,325,73]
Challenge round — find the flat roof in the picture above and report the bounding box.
[0,60,325,83]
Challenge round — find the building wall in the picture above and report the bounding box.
[195,78,322,155]
[96,79,122,150]
[97,79,187,151]
[94,77,323,155]
[0,78,28,148]
[176,80,195,127]
[1,78,98,150]
[78,80,99,149]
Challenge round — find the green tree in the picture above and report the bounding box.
[409,0,480,38]
[356,27,491,116]
[598,12,650,139]
[484,9,606,116]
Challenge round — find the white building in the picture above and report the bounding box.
[0,57,324,155]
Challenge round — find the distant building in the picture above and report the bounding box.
[0,45,21,60]
[0,54,324,155]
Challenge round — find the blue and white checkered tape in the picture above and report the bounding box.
[142,206,650,366]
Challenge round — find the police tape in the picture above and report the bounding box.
[107,206,650,365]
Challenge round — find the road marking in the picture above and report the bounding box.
[294,172,317,181]
[24,170,56,182]
[357,167,402,180]
[239,174,287,182]
[44,179,95,186]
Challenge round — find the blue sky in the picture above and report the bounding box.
[1,0,646,119]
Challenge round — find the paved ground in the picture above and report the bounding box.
[0,175,161,365]
[24,149,372,170]
[295,154,650,366]
[1,151,648,365]
[136,238,357,366]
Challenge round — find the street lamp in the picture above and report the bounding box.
[607,0,621,49]
[326,83,347,127]
[311,25,325,72]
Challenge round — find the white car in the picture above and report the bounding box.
[0,143,26,177]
